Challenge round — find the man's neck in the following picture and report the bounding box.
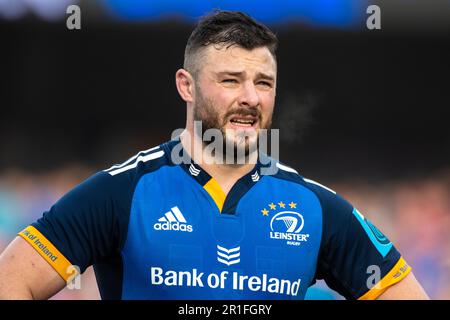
[179,130,257,195]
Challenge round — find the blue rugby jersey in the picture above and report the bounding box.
[19,139,411,300]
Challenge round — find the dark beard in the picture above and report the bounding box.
[193,85,271,162]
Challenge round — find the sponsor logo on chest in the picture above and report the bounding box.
[154,206,193,232]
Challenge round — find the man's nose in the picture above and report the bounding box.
[238,81,260,108]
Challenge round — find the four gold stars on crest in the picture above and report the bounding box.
[261,201,297,216]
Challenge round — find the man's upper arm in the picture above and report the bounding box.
[377,271,429,300]
[310,182,416,300]
[0,170,131,299]
[0,236,66,299]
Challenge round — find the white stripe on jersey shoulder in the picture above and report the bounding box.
[105,146,160,172]
[276,162,299,174]
[105,146,165,176]
[303,178,337,194]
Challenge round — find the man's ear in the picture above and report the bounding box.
[175,69,195,103]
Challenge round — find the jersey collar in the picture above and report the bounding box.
[163,138,268,215]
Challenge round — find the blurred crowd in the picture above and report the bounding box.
[336,173,450,299]
[0,165,449,300]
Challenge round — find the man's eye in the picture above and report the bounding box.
[258,81,272,87]
[222,79,238,83]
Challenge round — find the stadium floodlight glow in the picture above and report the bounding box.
[102,0,368,28]
[23,0,79,21]
[0,0,27,20]
[0,0,80,21]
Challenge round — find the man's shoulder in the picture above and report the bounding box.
[102,140,173,178]
[263,157,350,212]
[261,157,329,192]
[72,140,175,198]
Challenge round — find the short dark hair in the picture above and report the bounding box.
[184,10,278,77]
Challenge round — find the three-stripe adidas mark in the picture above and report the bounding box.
[217,245,240,266]
[105,145,164,176]
[154,206,193,232]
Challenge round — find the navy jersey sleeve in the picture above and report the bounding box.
[309,182,411,300]
[18,171,133,281]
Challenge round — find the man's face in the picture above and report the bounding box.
[192,45,277,157]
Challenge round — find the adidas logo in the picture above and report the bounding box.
[154,206,193,232]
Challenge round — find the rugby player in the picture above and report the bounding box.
[0,10,428,300]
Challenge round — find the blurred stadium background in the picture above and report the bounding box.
[0,0,449,299]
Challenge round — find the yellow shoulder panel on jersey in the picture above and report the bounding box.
[358,256,412,300]
[18,226,74,282]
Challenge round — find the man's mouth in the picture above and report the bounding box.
[228,115,258,128]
